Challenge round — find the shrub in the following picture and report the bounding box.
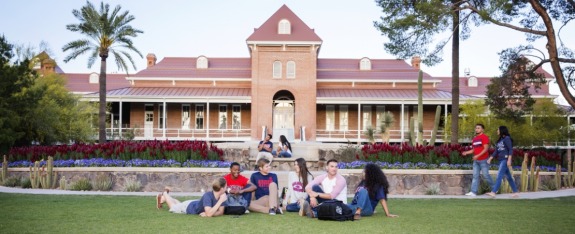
[20,177,31,188]
[93,174,113,191]
[336,142,360,162]
[70,178,92,191]
[478,176,495,194]
[2,176,21,187]
[425,183,441,195]
[124,179,141,192]
[540,177,558,191]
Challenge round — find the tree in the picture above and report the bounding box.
[461,0,575,108]
[374,0,483,143]
[0,35,35,152]
[63,1,143,143]
[485,57,546,121]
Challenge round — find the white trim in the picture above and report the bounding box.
[317,79,442,84]
[126,77,251,82]
[246,41,322,45]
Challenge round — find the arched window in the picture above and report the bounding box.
[286,61,296,78]
[89,72,99,84]
[468,76,478,87]
[273,61,282,78]
[278,19,291,34]
[196,56,208,69]
[360,58,371,70]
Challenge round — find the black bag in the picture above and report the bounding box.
[224,195,248,215]
[316,199,354,221]
[224,205,246,215]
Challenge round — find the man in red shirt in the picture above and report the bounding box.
[462,124,494,196]
[224,162,255,211]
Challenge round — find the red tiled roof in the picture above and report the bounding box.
[317,89,471,100]
[64,73,130,93]
[96,87,251,97]
[317,59,432,80]
[246,5,322,42]
[134,57,251,78]
[435,76,552,97]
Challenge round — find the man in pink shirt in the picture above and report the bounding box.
[301,159,347,218]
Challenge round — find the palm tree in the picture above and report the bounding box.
[63,1,143,143]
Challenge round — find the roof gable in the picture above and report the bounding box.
[246,5,322,42]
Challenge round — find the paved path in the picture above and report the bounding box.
[2,186,574,199]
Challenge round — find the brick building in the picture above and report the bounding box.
[60,5,556,143]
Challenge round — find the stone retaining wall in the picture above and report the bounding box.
[7,168,557,195]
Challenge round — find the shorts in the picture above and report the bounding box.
[169,200,196,214]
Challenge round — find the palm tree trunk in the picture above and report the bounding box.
[98,55,107,143]
[450,0,460,144]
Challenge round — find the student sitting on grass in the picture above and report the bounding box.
[156,178,228,217]
[224,162,255,212]
[347,163,398,220]
[282,158,314,212]
[248,158,282,215]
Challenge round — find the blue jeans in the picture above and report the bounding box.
[286,202,300,212]
[347,188,374,216]
[306,185,329,217]
[278,150,292,158]
[492,159,518,193]
[470,159,494,194]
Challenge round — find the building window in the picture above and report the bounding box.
[219,105,227,129]
[273,61,282,78]
[403,105,410,131]
[375,106,385,131]
[326,105,335,131]
[195,105,204,129]
[182,104,190,130]
[468,76,478,87]
[232,105,241,130]
[360,58,371,70]
[197,56,208,69]
[278,19,291,34]
[89,73,99,84]
[340,105,348,131]
[287,61,296,78]
[362,105,372,130]
[158,104,165,129]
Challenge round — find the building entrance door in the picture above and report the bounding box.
[273,100,294,142]
[144,104,154,138]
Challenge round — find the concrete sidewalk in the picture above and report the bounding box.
[2,186,574,200]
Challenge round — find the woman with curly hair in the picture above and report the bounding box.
[347,163,398,220]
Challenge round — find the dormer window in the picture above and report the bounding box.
[468,76,478,87]
[360,58,371,70]
[197,56,208,69]
[273,61,282,78]
[278,19,291,34]
[89,72,99,84]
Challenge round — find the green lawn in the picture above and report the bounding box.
[0,193,574,234]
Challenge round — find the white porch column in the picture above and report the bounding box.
[207,101,210,141]
[400,103,404,142]
[119,100,123,139]
[357,103,361,140]
[163,100,166,138]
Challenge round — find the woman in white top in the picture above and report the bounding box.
[276,135,292,158]
[283,158,314,212]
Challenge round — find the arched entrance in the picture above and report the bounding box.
[273,90,295,141]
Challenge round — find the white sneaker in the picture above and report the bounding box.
[465,192,476,197]
[244,210,250,214]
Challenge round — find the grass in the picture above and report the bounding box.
[0,193,574,234]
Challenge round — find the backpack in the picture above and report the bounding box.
[224,195,247,215]
[316,199,354,221]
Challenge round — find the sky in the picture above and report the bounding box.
[1,0,574,103]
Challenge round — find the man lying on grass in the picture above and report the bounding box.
[156,178,228,217]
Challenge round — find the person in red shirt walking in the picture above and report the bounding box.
[462,124,494,196]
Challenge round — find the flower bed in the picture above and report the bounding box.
[360,143,562,167]
[4,158,231,168]
[6,140,224,163]
[337,160,563,172]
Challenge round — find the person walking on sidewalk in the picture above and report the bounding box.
[462,123,494,196]
[486,126,519,198]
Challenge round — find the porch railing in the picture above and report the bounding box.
[315,129,446,143]
[105,128,251,140]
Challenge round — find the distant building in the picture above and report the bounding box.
[55,5,556,142]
